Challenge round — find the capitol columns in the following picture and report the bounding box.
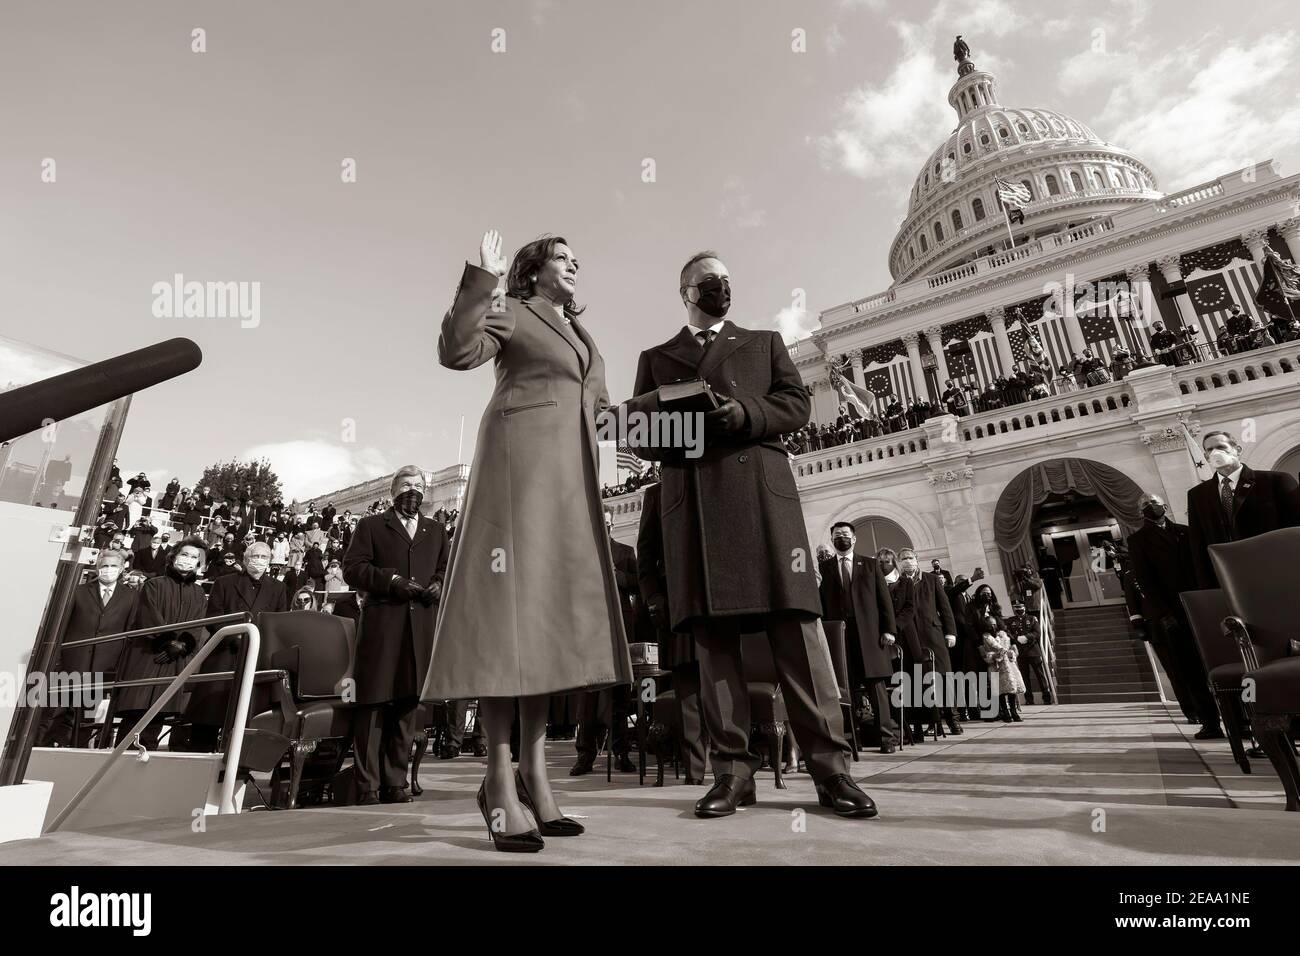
[849,349,865,384]
[924,326,950,386]
[901,331,930,402]
[1241,228,1270,265]
[986,306,1016,376]
[1277,216,1300,259]
[1125,263,1155,329]
[1156,253,1194,329]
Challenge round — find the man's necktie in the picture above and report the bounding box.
[1220,477,1236,535]
[840,556,851,591]
[696,329,716,351]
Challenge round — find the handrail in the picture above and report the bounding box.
[44,622,261,832]
[1038,591,1059,705]
[59,611,251,650]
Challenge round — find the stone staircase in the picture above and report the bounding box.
[1050,605,1162,704]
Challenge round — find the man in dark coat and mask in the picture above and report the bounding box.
[343,466,448,805]
[182,539,289,752]
[625,250,873,819]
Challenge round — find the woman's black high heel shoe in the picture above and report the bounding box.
[476,780,544,852]
[515,769,585,836]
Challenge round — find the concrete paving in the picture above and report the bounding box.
[2,701,1295,865]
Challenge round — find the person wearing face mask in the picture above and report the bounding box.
[110,538,209,750]
[180,540,289,752]
[38,549,139,747]
[894,548,960,739]
[1186,430,1300,588]
[624,250,874,822]
[819,523,899,753]
[346,466,449,809]
[1126,492,1224,739]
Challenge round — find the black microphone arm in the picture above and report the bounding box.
[0,337,202,444]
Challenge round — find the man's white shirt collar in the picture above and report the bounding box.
[1220,464,1244,488]
[686,319,726,336]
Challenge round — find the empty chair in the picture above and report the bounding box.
[1180,589,1256,773]
[1210,529,1300,810]
[245,611,357,808]
[739,632,790,789]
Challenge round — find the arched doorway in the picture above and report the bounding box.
[1274,444,1300,482]
[993,458,1143,608]
[844,515,912,557]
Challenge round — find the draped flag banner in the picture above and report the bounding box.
[1182,255,1266,346]
[1256,247,1300,319]
[830,360,877,419]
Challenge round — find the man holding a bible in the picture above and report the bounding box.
[624,250,877,821]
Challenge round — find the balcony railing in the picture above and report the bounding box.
[1172,341,1300,395]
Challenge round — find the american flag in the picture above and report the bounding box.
[616,449,646,476]
[942,315,1002,390]
[995,178,1031,208]
[1182,253,1266,348]
[861,355,918,413]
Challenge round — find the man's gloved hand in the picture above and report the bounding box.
[882,633,897,646]
[647,594,668,628]
[703,397,747,437]
[416,585,437,607]
[945,634,957,648]
[972,567,985,582]
[389,576,424,603]
[153,638,187,664]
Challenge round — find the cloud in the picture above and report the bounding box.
[774,303,819,344]
[1091,32,1300,188]
[242,439,392,502]
[812,1,1028,183]
[720,178,767,229]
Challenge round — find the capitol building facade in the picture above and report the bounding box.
[607,44,1300,655]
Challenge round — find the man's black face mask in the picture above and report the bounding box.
[694,275,731,319]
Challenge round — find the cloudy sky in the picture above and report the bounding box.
[4,0,1298,500]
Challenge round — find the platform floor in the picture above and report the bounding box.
[2,701,1295,865]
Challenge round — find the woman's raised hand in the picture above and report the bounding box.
[479,229,507,277]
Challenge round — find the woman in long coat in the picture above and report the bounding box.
[423,230,632,850]
[112,537,208,749]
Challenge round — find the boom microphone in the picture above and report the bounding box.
[0,337,202,443]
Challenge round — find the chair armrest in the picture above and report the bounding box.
[1222,616,1261,671]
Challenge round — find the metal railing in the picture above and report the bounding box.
[42,612,262,832]
[1037,590,1059,705]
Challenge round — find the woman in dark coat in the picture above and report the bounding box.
[112,537,208,748]
[423,231,631,850]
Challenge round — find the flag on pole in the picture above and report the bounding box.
[1255,247,1300,320]
[829,360,877,419]
[995,178,1030,225]
[616,448,646,476]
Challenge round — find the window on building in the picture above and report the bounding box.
[952,209,963,231]
[1070,171,1083,191]
[920,234,928,253]
[1020,180,1034,201]
[934,222,945,242]
[1046,174,1061,196]
[973,197,986,221]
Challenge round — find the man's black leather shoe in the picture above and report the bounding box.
[879,744,897,754]
[816,774,879,818]
[694,774,756,818]
[1194,724,1225,740]
[615,754,637,773]
[569,754,596,777]
[380,786,413,804]
[946,718,964,735]
[356,791,380,806]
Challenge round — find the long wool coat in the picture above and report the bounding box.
[421,262,632,699]
[345,510,448,705]
[113,571,208,714]
[627,322,821,631]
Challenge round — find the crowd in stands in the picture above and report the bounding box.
[601,463,661,499]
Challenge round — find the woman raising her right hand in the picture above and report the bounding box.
[423,230,632,852]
